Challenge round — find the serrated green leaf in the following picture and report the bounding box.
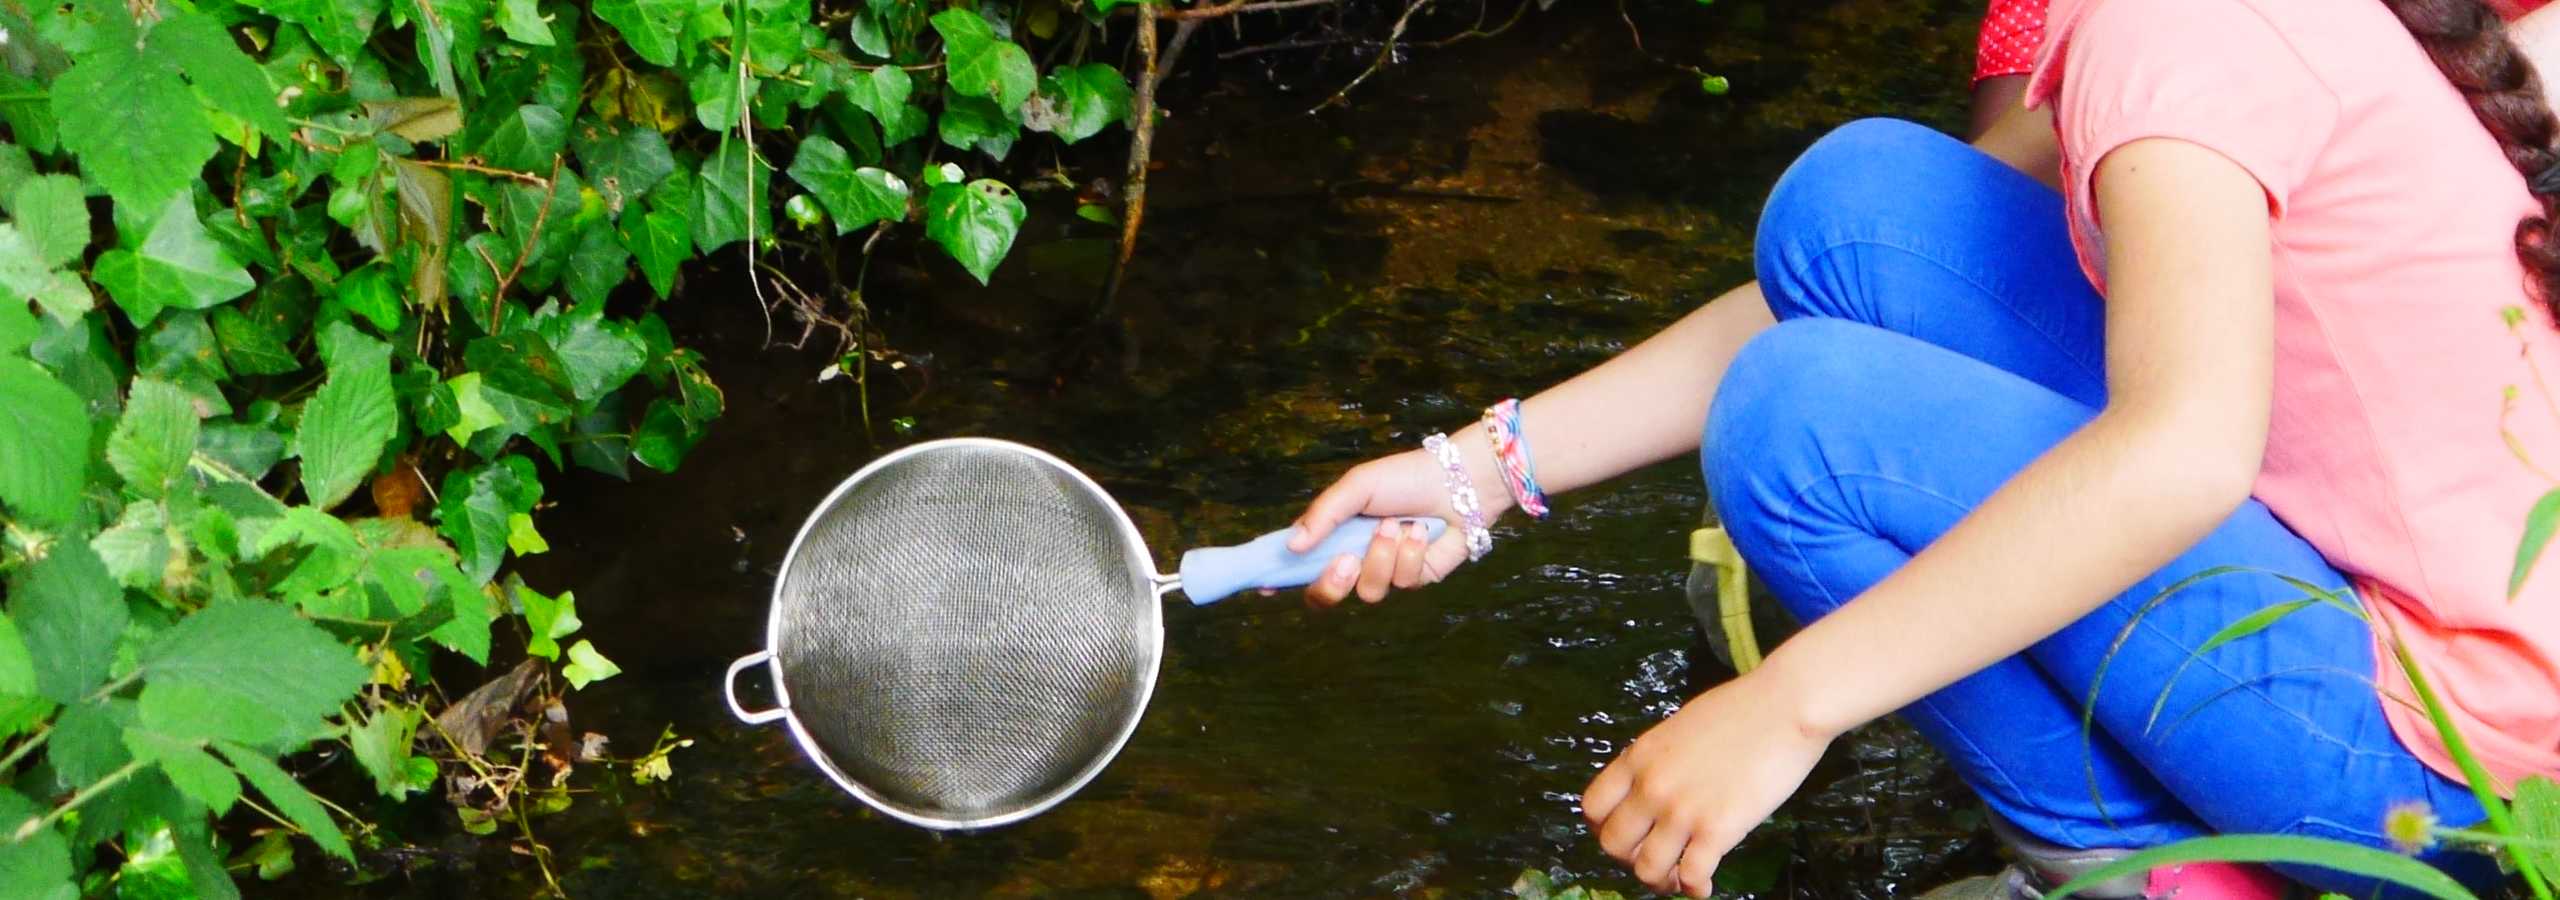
[592,0,687,66]
[171,822,239,900]
[214,742,352,861]
[620,207,688,299]
[0,614,34,698]
[157,9,292,141]
[10,175,88,269]
[925,179,1026,285]
[534,306,646,401]
[10,541,124,703]
[0,295,33,358]
[497,0,556,45]
[695,140,763,253]
[1027,63,1131,144]
[92,195,257,327]
[345,704,423,798]
[436,457,540,583]
[427,567,492,663]
[137,600,367,748]
[250,506,364,595]
[0,357,89,525]
[570,118,676,213]
[93,500,173,590]
[50,41,211,211]
[931,8,1036,111]
[296,323,394,511]
[108,378,201,498]
[562,639,619,689]
[483,104,568,173]
[0,789,76,900]
[517,582,580,660]
[787,136,910,234]
[51,699,134,790]
[125,728,241,815]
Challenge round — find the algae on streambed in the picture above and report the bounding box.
[280,0,1998,896]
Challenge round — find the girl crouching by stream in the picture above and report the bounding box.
[1288,0,2560,896]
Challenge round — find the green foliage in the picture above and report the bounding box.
[0,0,1144,887]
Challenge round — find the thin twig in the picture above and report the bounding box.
[14,760,145,843]
[0,724,50,775]
[487,155,566,334]
[1311,0,1437,112]
[1218,36,1354,59]
[408,158,550,186]
[1162,0,1337,19]
[1098,0,1162,313]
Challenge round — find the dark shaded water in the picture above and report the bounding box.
[302,1,2005,895]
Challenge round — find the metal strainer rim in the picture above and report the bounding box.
[754,436,1170,830]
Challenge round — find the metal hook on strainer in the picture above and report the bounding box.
[723,437,1441,830]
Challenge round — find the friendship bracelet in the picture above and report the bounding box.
[1423,432,1496,561]
[1482,398,1549,520]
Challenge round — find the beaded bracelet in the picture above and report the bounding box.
[1482,398,1549,520]
[1423,432,1496,561]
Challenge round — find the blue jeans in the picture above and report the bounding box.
[1706,119,2498,895]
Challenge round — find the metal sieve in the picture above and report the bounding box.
[723,437,1438,830]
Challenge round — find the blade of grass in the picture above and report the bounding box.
[2141,597,2322,734]
[2511,488,2560,600]
[2045,835,2480,900]
[2388,637,2554,899]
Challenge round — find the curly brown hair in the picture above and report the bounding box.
[2383,0,2560,315]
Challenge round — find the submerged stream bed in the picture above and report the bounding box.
[297,0,2004,895]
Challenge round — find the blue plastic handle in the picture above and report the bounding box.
[1175,517,1448,606]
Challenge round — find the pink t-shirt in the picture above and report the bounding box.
[2029,0,2560,792]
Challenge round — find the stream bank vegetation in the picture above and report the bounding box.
[0,0,1699,892]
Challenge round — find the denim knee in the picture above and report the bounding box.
[1704,318,1895,624]
[1754,118,1970,320]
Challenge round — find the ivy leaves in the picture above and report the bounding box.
[926,179,1027,285]
[787,137,910,235]
[933,9,1039,112]
[92,195,257,328]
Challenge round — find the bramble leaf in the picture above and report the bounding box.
[50,39,210,211]
[136,600,368,748]
[10,541,125,704]
[107,378,201,498]
[215,742,352,860]
[0,357,90,526]
[296,323,396,511]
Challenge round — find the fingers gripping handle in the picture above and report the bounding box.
[724,650,789,725]
[1176,517,1447,606]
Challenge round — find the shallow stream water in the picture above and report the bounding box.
[305,1,2009,895]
